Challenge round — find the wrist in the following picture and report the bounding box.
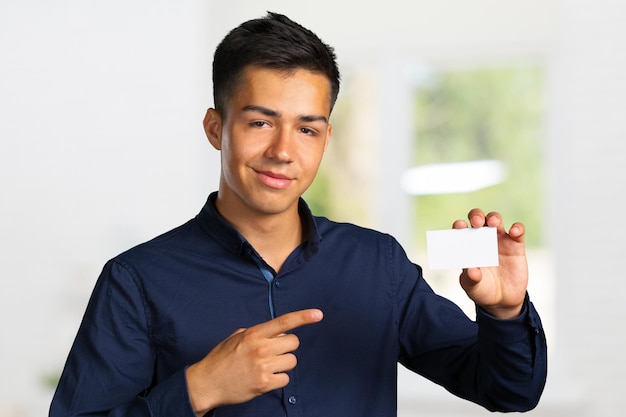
[185,363,220,416]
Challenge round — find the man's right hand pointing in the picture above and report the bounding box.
[186,308,323,416]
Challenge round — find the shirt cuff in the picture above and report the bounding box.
[475,293,540,344]
[145,367,197,417]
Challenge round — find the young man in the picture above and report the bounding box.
[50,12,547,417]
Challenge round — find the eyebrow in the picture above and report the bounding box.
[242,105,328,124]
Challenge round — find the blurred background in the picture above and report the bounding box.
[1,0,624,415]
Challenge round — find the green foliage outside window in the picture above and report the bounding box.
[305,66,545,250]
[412,66,545,248]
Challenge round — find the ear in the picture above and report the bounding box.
[324,124,333,151]
[203,108,222,150]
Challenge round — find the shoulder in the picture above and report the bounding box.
[311,216,420,282]
[314,215,400,248]
[113,217,207,268]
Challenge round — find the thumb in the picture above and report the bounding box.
[459,267,482,292]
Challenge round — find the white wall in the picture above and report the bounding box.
[546,0,626,414]
[0,1,214,414]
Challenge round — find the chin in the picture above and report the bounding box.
[250,195,299,216]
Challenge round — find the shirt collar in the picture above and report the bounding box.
[197,192,322,260]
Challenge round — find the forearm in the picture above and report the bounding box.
[50,367,196,417]
[401,292,547,412]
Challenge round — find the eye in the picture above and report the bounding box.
[299,127,318,136]
[250,120,270,128]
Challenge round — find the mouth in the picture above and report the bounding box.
[255,170,294,189]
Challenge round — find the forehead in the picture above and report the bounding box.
[229,66,332,117]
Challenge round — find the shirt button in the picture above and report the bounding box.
[288,396,297,405]
[274,280,281,288]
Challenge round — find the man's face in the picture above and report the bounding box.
[205,66,333,219]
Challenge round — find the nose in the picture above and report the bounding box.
[265,127,294,162]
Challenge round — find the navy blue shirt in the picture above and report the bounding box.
[50,193,547,416]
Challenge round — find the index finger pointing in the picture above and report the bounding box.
[254,309,323,338]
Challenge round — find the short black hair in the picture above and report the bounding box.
[212,12,340,117]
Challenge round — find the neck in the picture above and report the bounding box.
[215,198,304,272]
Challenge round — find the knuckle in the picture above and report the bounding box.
[277,314,291,331]
[285,353,298,369]
[253,371,272,393]
[289,334,301,349]
[238,330,255,346]
[274,373,290,389]
[254,343,271,359]
[256,360,271,375]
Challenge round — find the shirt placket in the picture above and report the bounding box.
[246,243,306,417]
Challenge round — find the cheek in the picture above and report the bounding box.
[219,142,242,182]
[220,139,257,181]
[301,149,326,177]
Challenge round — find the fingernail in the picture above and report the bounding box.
[312,309,323,320]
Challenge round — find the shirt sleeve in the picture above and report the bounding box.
[396,250,547,412]
[49,260,197,417]
[472,295,547,410]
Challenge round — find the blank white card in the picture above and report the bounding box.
[426,227,498,270]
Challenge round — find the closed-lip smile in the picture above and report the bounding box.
[255,169,294,189]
